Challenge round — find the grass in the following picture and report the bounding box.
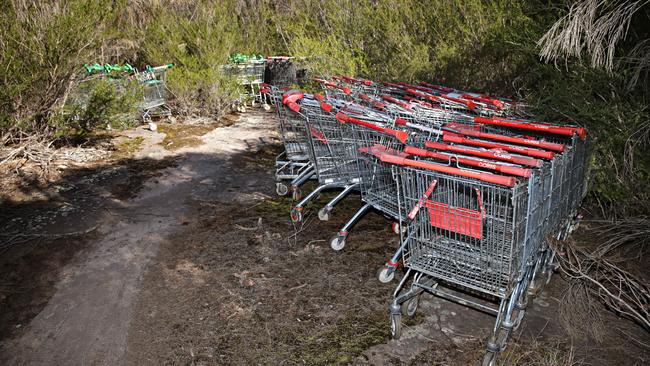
[111,136,144,160]
[157,123,217,151]
[296,310,390,365]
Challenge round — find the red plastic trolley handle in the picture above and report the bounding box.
[404,146,532,178]
[282,92,304,105]
[404,88,440,103]
[285,101,301,113]
[424,141,542,167]
[320,102,333,113]
[440,95,477,110]
[442,133,555,159]
[335,112,409,143]
[380,95,412,110]
[451,126,565,152]
[335,85,352,95]
[474,116,587,140]
[379,153,517,187]
[460,94,504,108]
[419,82,455,93]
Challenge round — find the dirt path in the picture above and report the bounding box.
[0,112,277,365]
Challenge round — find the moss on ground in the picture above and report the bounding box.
[157,123,216,151]
[112,136,144,160]
[296,311,390,365]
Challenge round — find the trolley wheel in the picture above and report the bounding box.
[482,351,497,366]
[290,208,302,223]
[544,250,558,285]
[330,235,346,251]
[318,207,331,221]
[377,266,395,283]
[390,313,402,340]
[391,222,402,235]
[276,183,289,196]
[401,294,420,317]
[251,100,258,107]
[263,103,272,111]
[292,189,302,201]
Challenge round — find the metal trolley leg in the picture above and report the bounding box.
[318,183,359,221]
[290,164,316,200]
[329,203,372,251]
[289,182,342,222]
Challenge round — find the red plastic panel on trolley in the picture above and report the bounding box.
[425,201,483,239]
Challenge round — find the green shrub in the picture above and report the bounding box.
[0,0,112,133]
[54,77,140,136]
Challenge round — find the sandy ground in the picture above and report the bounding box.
[0,110,647,366]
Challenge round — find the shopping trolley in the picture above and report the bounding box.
[262,86,316,198]
[135,64,174,122]
[285,96,364,223]
[221,59,266,108]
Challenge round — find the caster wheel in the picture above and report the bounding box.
[390,313,402,339]
[290,208,302,223]
[391,222,401,235]
[401,295,420,317]
[377,266,395,283]
[511,306,526,331]
[318,207,331,221]
[263,103,272,111]
[482,351,496,366]
[330,235,346,251]
[543,250,557,285]
[251,100,258,107]
[276,183,289,196]
[292,189,302,201]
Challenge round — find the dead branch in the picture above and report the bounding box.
[538,0,648,80]
[552,234,650,331]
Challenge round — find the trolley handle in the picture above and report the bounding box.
[282,92,304,105]
[286,102,301,113]
[320,102,333,113]
[460,94,505,108]
[442,133,555,160]
[419,82,455,93]
[380,95,412,110]
[405,88,439,103]
[451,126,566,152]
[424,141,542,167]
[335,112,409,143]
[359,93,372,102]
[474,116,587,140]
[378,153,517,187]
[404,146,532,178]
[440,95,476,110]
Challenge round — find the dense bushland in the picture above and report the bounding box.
[1,0,648,213]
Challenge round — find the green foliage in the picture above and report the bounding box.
[527,64,650,215]
[55,78,141,135]
[139,3,241,116]
[0,0,112,131]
